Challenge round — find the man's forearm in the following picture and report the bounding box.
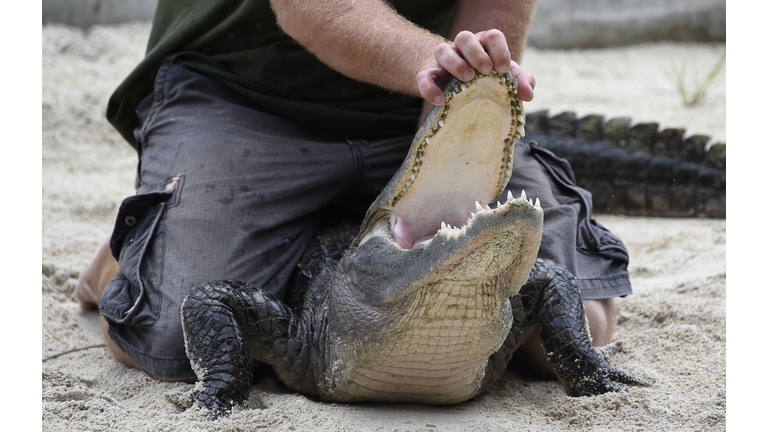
[271,0,538,99]
[271,0,445,98]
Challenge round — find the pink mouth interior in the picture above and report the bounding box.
[387,79,514,250]
[392,214,436,249]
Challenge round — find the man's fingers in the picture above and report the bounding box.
[509,60,536,102]
[478,30,511,74]
[434,42,475,82]
[421,31,536,105]
[416,67,446,106]
[453,31,493,74]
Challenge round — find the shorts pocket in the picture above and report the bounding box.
[529,143,629,264]
[100,179,181,327]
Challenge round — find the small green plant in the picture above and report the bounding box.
[668,49,726,107]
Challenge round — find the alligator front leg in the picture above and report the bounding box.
[482,259,647,396]
[525,259,648,395]
[180,280,316,417]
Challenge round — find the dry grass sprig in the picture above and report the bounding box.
[668,49,726,107]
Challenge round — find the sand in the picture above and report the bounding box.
[42,22,726,431]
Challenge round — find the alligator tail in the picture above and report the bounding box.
[525,110,725,218]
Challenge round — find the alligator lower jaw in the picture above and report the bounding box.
[353,192,543,290]
[391,189,541,249]
[412,192,543,282]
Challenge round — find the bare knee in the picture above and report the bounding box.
[100,317,194,383]
[583,298,616,346]
[100,316,146,372]
[75,238,120,310]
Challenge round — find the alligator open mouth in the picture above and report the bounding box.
[384,71,527,249]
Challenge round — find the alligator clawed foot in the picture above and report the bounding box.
[594,340,623,361]
[166,378,247,419]
[166,387,235,419]
[189,387,245,420]
[563,361,650,397]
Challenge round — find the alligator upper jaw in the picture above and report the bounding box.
[358,71,526,251]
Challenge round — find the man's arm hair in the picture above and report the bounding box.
[271,0,442,99]
[270,0,538,104]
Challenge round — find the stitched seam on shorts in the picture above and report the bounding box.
[345,138,364,184]
[147,206,166,329]
[138,63,171,147]
[576,272,630,282]
[122,202,165,325]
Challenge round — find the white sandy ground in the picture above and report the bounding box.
[42,22,730,431]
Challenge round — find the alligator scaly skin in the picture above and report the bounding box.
[525,110,726,218]
[181,251,647,416]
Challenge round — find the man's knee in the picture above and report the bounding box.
[99,317,195,383]
[100,316,146,372]
[583,298,616,346]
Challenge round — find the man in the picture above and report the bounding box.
[77,0,630,382]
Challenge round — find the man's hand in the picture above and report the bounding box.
[417,30,536,106]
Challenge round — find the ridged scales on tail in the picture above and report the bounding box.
[524,110,725,218]
[178,72,648,418]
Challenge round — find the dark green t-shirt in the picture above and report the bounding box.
[107,0,457,148]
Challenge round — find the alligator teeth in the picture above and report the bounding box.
[521,190,527,201]
[517,114,525,125]
[497,201,502,209]
[516,123,526,138]
[475,201,483,212]
[460,83,467,92]
[535,198,541,208]
[507,190,513,202]
[441,221,447,230]
[471,212,476,218]
[486,204,492,211]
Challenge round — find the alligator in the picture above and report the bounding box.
[177,71,647,418]
[524,110,726,218]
